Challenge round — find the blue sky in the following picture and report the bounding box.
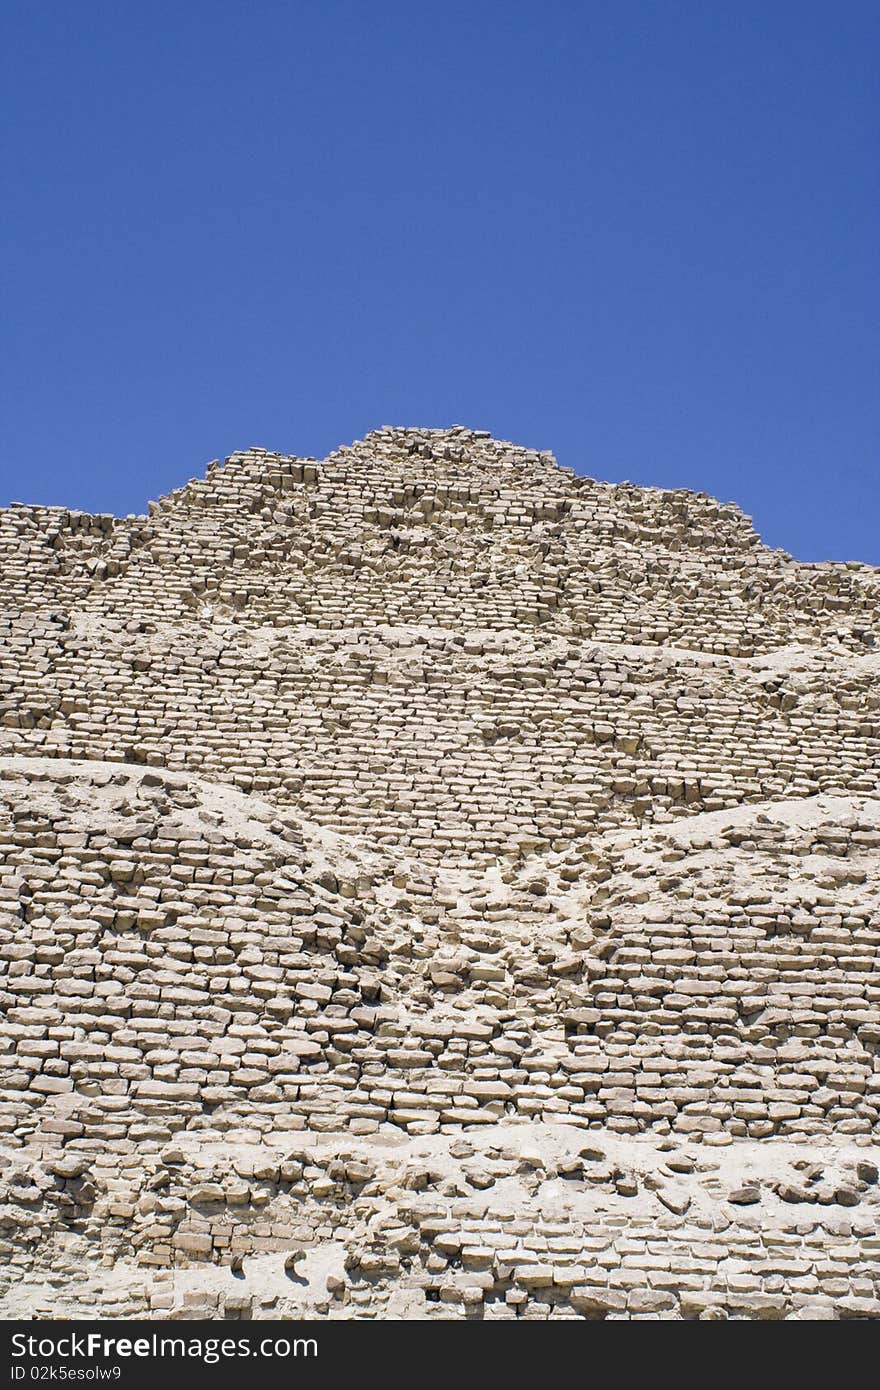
[2,2,877,562]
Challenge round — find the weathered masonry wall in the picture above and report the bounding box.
[0,428,878,1319]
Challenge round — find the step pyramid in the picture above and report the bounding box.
[1,428,878,1319]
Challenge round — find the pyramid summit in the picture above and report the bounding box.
[1,428,878,1319]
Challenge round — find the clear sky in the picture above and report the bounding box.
[2,2,877,562]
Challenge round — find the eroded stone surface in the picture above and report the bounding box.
[0,428,878,1319]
